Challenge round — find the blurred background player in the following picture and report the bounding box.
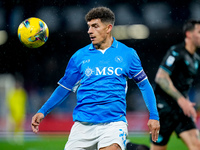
[126,141,150,150]
[151,20,200,150]
[6,73,27,144]
[31,6,160,150]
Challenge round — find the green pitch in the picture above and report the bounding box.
[128,133,187,150]
[0,132,187,150]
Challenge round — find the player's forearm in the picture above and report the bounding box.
[155,76,183,101]
[137,79,159,121]
[155,67,184,101]
[37,85,71,116]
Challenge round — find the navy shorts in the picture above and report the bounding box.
[151,95,196,146]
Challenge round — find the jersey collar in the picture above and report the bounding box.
[89,37,118,50]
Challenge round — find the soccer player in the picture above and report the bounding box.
[7,74,27,144]
[31,7,160,150]
[151,20,200,150]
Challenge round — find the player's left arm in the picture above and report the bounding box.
[129,49,159,120]
[155,67,197,121]
[128,49,160,141]
[136,76,159,120]
[136,77,160,142]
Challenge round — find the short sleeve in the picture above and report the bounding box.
[58,54,81,92]
[160,46,181,75]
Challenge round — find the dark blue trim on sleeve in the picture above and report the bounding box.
[133,70,147,83]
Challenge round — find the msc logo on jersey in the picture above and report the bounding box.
[85,67,123,77]
[85,67,94,77]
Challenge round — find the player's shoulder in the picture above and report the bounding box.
[169,43,184,52]
[72,44,91,57]
[117,40,132,49]
[117,40,136,54]
[168,42,185,56]
[77,44,91,53]
[194,52,200,62]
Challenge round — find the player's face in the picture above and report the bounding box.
[191,24,200,48]
[87,19,110,48]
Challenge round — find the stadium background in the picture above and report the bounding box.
[0,0,200,142]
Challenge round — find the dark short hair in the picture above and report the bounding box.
[183,19,200,37]
[85,7,115,25]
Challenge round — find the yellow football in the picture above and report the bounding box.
[18,17,49,48]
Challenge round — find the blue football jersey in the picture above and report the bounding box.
[58,38,147,123]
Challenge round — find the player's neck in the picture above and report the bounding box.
[185,39,196,55]
[94,36,113,50]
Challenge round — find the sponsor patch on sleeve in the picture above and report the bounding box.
[165,55,175,67]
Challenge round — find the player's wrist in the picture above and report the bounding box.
[37,110,46,117]
[177,96,186,102]
[149,113,159,121]
[175,93,184,101]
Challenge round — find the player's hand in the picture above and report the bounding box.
[147,119,160,142]
[177,97,197,122]
[31,113,44,133]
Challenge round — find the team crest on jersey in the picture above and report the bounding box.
[115,56,123,63]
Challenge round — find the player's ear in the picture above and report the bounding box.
[106,24,113,33]
[185,31,192,38]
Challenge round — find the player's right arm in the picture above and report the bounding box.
[31,85,71,133]
[31,53,81,133]
[155,67,196,121]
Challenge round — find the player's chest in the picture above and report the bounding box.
[78,52,127,77]
[182,55,199,76]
